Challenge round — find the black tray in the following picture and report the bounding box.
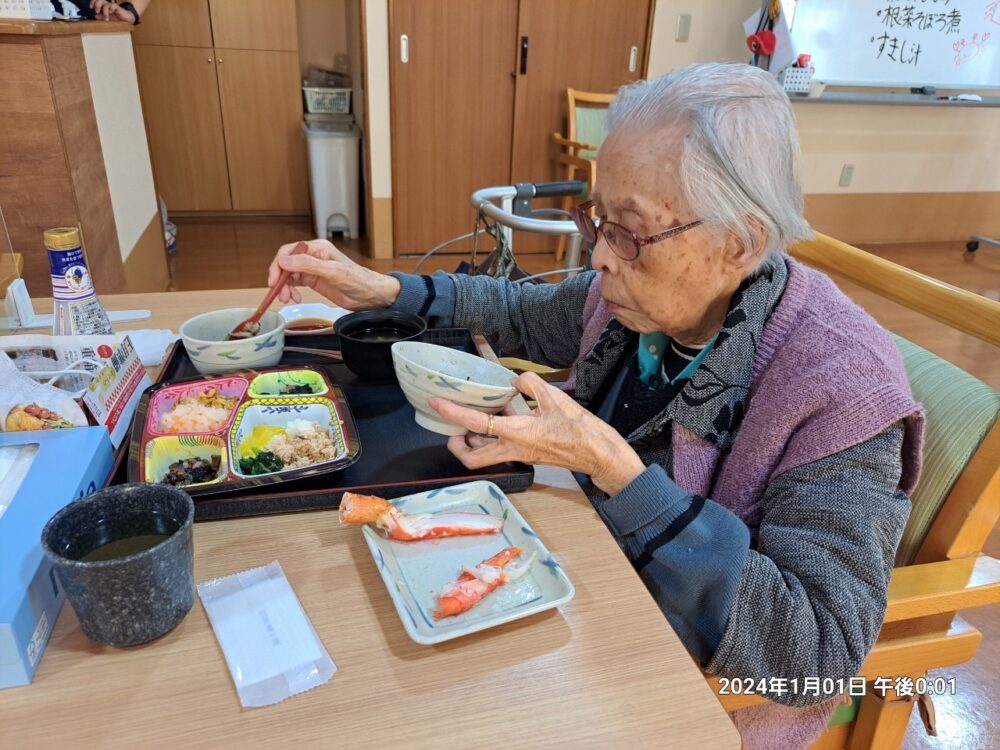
[105,328,533,520]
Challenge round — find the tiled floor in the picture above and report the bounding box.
[168,217,1000,749]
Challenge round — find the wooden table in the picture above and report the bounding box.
[6,290,740,749]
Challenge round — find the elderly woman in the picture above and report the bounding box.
[268,63,923,749]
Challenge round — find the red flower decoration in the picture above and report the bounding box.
[747,30,778,56]
[757,30,777,55]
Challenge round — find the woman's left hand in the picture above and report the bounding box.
[429,372,646,496]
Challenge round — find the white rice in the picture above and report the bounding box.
[158,402,231,433]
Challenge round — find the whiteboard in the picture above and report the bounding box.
[788,0,1000,89]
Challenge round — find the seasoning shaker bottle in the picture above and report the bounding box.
[44,227,114,336]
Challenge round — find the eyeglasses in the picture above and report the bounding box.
[570,200,702,261]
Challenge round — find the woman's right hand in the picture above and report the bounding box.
[267,239,400,310]
[90,0,136,22]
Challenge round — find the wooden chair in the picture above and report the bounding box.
[552,89,615,261]
[706,232,1000,750]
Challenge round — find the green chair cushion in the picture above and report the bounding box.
[827,695,861,727]
[892,334,1000,565]
[575,104,607,161]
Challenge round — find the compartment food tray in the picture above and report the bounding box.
[128,366,360,497]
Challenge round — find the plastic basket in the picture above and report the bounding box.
[303,86,351,114]
[304,112,354,125]
[778,66,814,95]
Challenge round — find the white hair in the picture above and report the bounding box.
[606,62,812,262]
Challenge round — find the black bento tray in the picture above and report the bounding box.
[104,328,534,520]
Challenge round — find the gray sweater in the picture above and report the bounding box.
[390,269,909,707]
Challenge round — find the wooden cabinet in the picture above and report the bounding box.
[132,0,212,47]
[391,0,652,255]
[134,0,307,212]
[216,49,308,210]
[209,0,298,51]
[135,45,231,210]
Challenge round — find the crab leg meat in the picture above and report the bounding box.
[432,546,536,619]
[339,492,503,541]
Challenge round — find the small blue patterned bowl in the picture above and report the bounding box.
[179,308,285,375]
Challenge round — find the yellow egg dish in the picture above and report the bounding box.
[239,425,286,458]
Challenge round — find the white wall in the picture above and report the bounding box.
[82,33,158,261]
[646,0,1000,195]
[364,0,392,200]
[794,103,1000,193]
[646,0,758,74]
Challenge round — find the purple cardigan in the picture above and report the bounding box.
[568,256,925,747]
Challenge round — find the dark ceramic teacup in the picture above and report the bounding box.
[40,483,195,647]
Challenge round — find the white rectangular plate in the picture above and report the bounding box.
[360,481,575,645]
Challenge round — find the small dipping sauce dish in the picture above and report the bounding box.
[280,303,347,335]
[285,317,334,333]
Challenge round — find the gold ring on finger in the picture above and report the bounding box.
[486,414,495,437]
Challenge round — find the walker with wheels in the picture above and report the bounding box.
[413,181,590,282]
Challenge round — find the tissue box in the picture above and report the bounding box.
[0,427,114,689]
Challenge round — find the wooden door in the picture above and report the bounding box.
[132,0,212,47]
[135,45,232,210]
[510,0,652,252]
[209,0,299,51]
[215,49,309,210]
[390,0,519,255]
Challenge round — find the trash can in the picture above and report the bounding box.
[304,122,361,240]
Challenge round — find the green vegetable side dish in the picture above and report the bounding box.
[238,450,285,475]
[247,370,329,398]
